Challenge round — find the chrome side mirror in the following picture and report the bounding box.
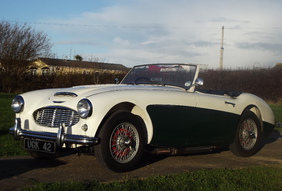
[184,78,204,90]
[184,81,192,87]
[195,78,204,86]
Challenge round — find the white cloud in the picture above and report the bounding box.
[41,0,282,68]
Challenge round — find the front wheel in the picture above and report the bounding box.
[94,112,147,172]
[229,111,262,157]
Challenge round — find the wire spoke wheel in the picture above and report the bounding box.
[95,112,146,172]
[239,119,258,150]
[229,111,262,157]
[110,122,140,163]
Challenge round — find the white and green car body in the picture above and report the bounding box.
[10,64,275,172]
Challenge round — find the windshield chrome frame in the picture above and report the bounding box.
[121,63,198,91]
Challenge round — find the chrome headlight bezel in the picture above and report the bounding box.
[77,99,93,119]
[11,96,25,113]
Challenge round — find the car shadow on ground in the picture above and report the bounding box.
[137,130,282,170]
[264,130,281,144]
[0,157,67,180]
[137,147,225,170]
[138,152,168,168]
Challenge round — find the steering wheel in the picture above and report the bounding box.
[134,77,151,84]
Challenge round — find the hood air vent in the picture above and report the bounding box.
[54,92,78,97]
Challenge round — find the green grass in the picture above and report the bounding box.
[0,133,27,156]
[22,166,282,191]
[270,105,282,122]
[270,104,282,131]
[0,93,15,133]
[0,93,27,156]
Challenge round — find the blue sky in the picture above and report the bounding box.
[1,0,282,69]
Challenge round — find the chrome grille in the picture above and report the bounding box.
[33,107,80,128]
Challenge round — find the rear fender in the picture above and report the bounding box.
[242,105,263,131]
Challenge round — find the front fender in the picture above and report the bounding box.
[85,92,154,145]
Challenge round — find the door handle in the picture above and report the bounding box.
[225,101,235,107]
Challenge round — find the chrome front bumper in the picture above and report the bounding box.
[9,118,99,147]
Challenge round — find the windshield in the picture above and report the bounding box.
[121,64,197,89]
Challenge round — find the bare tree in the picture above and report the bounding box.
[0,21,53,92]
[0,21,53,71]
[88,55,107,63]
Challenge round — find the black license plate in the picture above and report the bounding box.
[24,138,55,153]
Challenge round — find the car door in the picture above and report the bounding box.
[147,91,239,147]
[147,91,200,147]
[193,92,239,145]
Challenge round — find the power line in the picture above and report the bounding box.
[7,20,275,31]
[16,21,183,29]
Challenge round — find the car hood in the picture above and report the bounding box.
[54,84,126,98]
[21,84,183,103]
[53,84,182,97]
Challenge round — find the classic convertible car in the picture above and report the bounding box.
[10,63,275,172]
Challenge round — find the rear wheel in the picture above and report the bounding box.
[95,112,147,172]
[229,111,262,157]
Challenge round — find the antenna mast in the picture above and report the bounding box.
[219,26,224,70]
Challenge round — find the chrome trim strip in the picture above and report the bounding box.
[9,118,99,146]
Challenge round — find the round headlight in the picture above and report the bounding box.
[11,96,24,113]
[77,99,92,119]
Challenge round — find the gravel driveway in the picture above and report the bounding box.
[1,130,281,191]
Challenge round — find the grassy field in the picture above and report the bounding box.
[0,93,15,133]
[22,166,282,191]
[0,93,27,156]
[270,104,282,126]
[1,94,282,190]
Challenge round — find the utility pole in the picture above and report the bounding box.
[219,26,224,70]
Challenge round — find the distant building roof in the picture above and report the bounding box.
[35,57,129,71]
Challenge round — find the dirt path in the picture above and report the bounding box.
[1,130,281,191]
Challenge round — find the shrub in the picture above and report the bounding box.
[199,68,282,102]
[0,70,127,93]
[1,66,281,102]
